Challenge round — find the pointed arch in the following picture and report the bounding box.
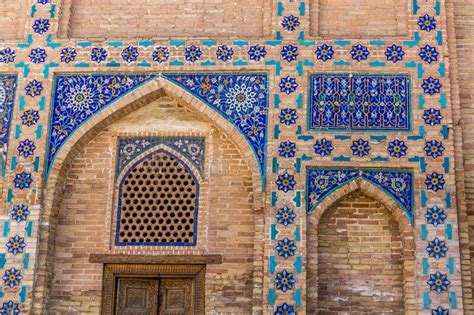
[306,178,416,313]
[116,143,204,185]
[32,75,265,311]
[44,76,264,208]
[306,168,414,224]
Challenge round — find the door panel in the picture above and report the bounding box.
[159,278,194,315]
[115,278,159,315]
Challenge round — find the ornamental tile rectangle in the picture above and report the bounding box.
[117,137,205,177]
[306,168,414,222]
[0,75,18,148]
[309,74,411,131]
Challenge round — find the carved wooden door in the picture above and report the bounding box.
[114,277,194,315]
[115,278,159,315]
[159,278,194,315]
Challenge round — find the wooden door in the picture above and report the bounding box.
[159,278,194,315]
[114,277,194,315]
[115,278,159,315]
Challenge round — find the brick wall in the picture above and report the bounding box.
[0,0,27,40]
[45,97,256,313]
[310,0,409,37]
[58,0,272,39]
[307,192,404,313]
[453,0,474,295]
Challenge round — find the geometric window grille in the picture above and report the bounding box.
[116,149,199,246]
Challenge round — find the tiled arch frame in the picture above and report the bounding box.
[305,178,416,313]
[33,76,266,311]
[45,76,264,207]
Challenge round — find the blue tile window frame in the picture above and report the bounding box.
[308,73,412,132]
[115,148,200,246]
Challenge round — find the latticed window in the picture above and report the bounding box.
[116,149,199,246]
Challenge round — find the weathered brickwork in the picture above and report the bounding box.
[452,0,474,307]
[310,0,410,38]
[45,99,256,313]
[0,1,28,40]
[57,0,273,39]
[308,192,404,313]
[0,0,471,314]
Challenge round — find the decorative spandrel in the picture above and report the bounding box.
[306,168,414,222]
[47,73,158,176]
[47,73,269,185]
[309,74,411,131]
[117,137,205,177]
[162,73,269,182]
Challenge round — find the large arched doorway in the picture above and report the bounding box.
[34,89,264,313]
[309,191,404,313]
[306,179,416,313]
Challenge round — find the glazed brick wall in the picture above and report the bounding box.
[310,0,409,37]
[0,0,27,40]
[46,99,256,314]
[453,0,474,294]
[58,0,271,39]
[307,192,404,313]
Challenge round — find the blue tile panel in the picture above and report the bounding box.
[116,137,205,176]
[309,73,411,131]
[306,168,414,222]
[0,75,18,147]
[46,73,158,177]
[47,73,269,185]
[162,73,269,181]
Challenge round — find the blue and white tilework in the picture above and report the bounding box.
[309,74,411,131]
[116,137,205,176]
[306,168,414,222]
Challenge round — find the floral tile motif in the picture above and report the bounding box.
[418,14,437,32]
[275,206,296,226]
[427,271,450,294]
[6,235,26,256]
[117,137,205,176]
[281,15,300,31]
[13,172,33,190]
[274,269,296,292]
[279,108,298,126]
[313,138,334,156]
[426,237,448,260]
[275,237,297,259]
[306,168,414,221]
[274,303,297,315]
[46,73,158,177]
[276,172,296,193]
[2,267,22,288]
[425,206,447,227]
[163,73,269,180]
[431,306,448,315]
[0,75,18,149]
[423,108,443,126]
[10,204,30,223]
[388,139,408,158]
[309,74,411,131]
[0,300,20,314]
